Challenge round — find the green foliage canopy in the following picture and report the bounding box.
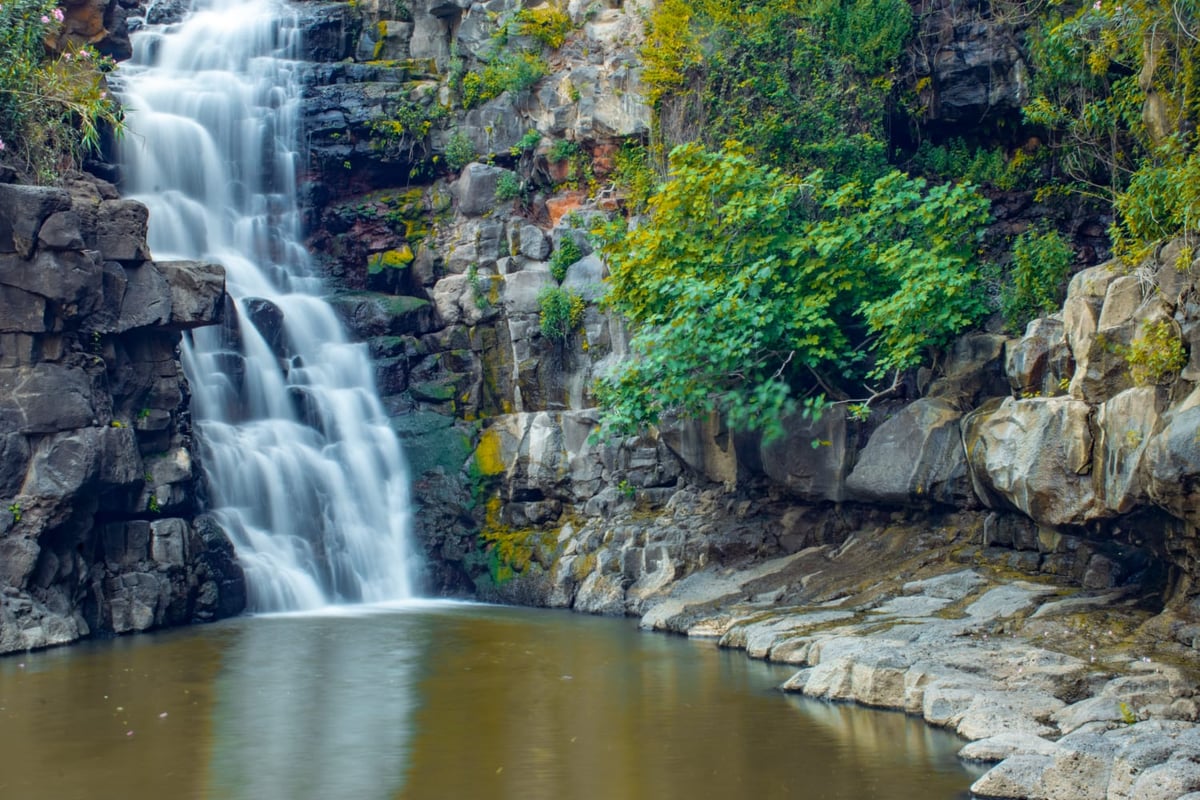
[596,143,990,438]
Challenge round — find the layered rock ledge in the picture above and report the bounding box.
[0,174,245,654]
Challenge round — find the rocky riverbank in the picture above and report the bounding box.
[565,490,1200,799]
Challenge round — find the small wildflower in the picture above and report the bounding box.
[40,14,49,23]
[1093,0,1102,8]
[53,7,63,21]
[0,137,6,152]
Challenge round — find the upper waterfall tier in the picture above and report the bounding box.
[116,0,418,610]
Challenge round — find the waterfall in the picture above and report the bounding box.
[115,0,418,609]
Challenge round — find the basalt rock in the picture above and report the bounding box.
[0,174,243,654]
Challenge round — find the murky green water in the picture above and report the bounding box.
[0,604,978,799]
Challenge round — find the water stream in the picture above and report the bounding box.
[115,0,416,609]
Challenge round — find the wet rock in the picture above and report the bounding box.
[242,297,288,358]
[160,261,225,329]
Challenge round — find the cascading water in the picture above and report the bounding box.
[115,0,418,610]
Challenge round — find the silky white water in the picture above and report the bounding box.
[115,0,417,609]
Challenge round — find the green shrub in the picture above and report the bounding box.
[514,6,573,49]
[461,51,548,109]
[1000,227,1074,333]
[494,171,522,201]
[1122,319,1187,385]
[444,131,477,170]
[548,138,581,163]
[0,0,123,182]
[549,236,582,282]
[509,128,541,156]
[538,286,584,341]
[643,0,912,181]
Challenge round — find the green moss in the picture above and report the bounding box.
[367,246,415,274]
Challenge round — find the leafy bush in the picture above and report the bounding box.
[1122,319,1187,385]
[514,6,573,49]
[444,131,477,170]
[494,171,522,201]
[460,51,548,109]
[596,142,990,438]
[1000,227,1074,333]
[548,138,581,163]
[642,0,912,181]
[613,140,658,211]
[549,236,582,282]
[0,0,123,182]
[909,139,1037,190]
[537,286,584,341]
[1025,0,1200,255]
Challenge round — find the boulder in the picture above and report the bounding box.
[760,409,851,502]
[1094,386,1164,514]
[91,199,151,262]
[0,432,30,497]
[160,260,225,329]
[0,249,104,330]
[964,397,1101,526]
[116,261,173,332]
[1144,404,1200,522]
[1006,317,1073,397]
[450,163,508,217]
[0,184,71,258]
[241,297,288,358]
[845,398,970,506]
[518,224,550,260]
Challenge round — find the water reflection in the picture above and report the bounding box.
[0,606,975,800]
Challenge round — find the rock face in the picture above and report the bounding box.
[0,174,244,654]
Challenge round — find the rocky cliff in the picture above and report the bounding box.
[282,0,1198,615]
[0,172,244,654]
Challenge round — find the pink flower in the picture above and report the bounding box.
[40,14,49,22]
[1093,0,1101,7]
[53,7,63,21]
[0,137,6,152]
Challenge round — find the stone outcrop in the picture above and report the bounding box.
[0,174,244,654]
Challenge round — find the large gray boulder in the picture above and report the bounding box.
[450,162,509,217]
[1144,404,1200,522]
[845,398,971,506]
[760,410,852,502]
[161,260,225,329]
[964,397,1101,526]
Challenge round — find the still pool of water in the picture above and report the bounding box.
[0,604,978,799]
